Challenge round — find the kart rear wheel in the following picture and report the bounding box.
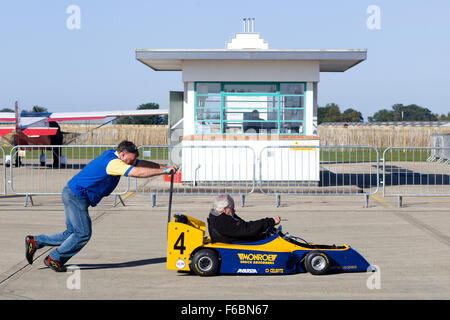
[304,251,330,275]
[190,249,220,276]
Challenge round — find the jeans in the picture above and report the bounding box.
[35,185,91,265]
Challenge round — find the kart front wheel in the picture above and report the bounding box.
[190,249,220,276]
[304,251,330,275]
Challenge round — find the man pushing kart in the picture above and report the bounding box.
[25,140,178,272]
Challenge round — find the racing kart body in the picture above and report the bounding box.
[166,214,371,276]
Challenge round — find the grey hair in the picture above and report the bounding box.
[214,194,234,212]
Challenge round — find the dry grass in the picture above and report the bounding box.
[318,125,450,148]
[60,124,168,146]
[1,123,449,148]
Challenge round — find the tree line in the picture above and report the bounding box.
[318,103,449,124]
[1,102,448,125]
[0,103,168,125]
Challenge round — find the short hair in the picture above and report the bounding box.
[117,140,139,157]
[214,194,235,212]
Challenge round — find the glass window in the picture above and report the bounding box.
[224,96,277,110]
[224,84,276,93]
[196,95,221,108]
[197,83,220,95]
[196,108,220,121]
[281,96,303,108]
[281,108,304,122]
[194,82,306,135]
[195,121,221,134]
[224,121,278,134]
[280,83,305,95]
[280,122,303,134]
[223,122,244,134]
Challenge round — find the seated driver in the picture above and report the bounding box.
[207,194,281,243]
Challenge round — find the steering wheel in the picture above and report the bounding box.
[274,225,283,235]
[260,225,282,238]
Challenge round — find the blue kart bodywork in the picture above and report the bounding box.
[212,233,370,275]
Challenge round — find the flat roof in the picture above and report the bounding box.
[135,49,367,72]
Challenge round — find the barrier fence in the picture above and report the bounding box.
[7,145,130,206]
[1,144,449,207]
[135,145,255,206]
[382,147,450,206]
[0,146,5,195]
[259,146,379,207]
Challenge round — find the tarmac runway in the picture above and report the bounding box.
[0,190,449,300]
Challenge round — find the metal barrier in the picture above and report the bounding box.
[8,145,130,206]
[259,146,380,207]
[5,144,448,209]
[382,147,450,207]
[135,145,256,206]
[0,146,6,195]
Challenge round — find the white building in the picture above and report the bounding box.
[136,20,366,182]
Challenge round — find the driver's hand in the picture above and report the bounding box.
[272,216,281,225]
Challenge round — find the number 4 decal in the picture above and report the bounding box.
[174,232,186,254]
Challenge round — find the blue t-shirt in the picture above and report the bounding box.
[67,149,135,207]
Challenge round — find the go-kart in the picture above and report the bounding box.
[166,214,371,276]
[165,174,371,276]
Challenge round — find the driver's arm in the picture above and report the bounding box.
[214,215,276,240]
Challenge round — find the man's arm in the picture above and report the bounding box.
[134,159,163,169]
[127,160,178,178]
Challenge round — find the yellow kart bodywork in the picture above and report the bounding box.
[166,215,208,272]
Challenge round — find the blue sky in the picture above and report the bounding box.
[0,0,449,121]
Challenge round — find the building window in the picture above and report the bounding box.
[194,82,306,135]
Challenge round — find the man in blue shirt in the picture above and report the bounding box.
[25,140,178,272]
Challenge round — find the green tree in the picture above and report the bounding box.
[369,103,438,122]
[342,108,363,122]
[318,103,364,124]
[31,105,48,113]
[116,103,167,125]
[368,109,394,122]
[437,112,450,121]
[21,105,49,114]
[0,108,14,112]
[318,103,342,124]
[401,104,437,121]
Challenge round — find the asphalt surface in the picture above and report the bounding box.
[0,190,449,300]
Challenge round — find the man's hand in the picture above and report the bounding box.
[272,215,281,225]
[165,164,179,175]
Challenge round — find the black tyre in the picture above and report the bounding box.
[190,249,220,276]
[304,251,330,275]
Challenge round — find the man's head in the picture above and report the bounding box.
[214,194,235,216]
[251,109,260,119]
[117,140,139,165]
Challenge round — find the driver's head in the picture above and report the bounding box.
[214,194,235,216]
